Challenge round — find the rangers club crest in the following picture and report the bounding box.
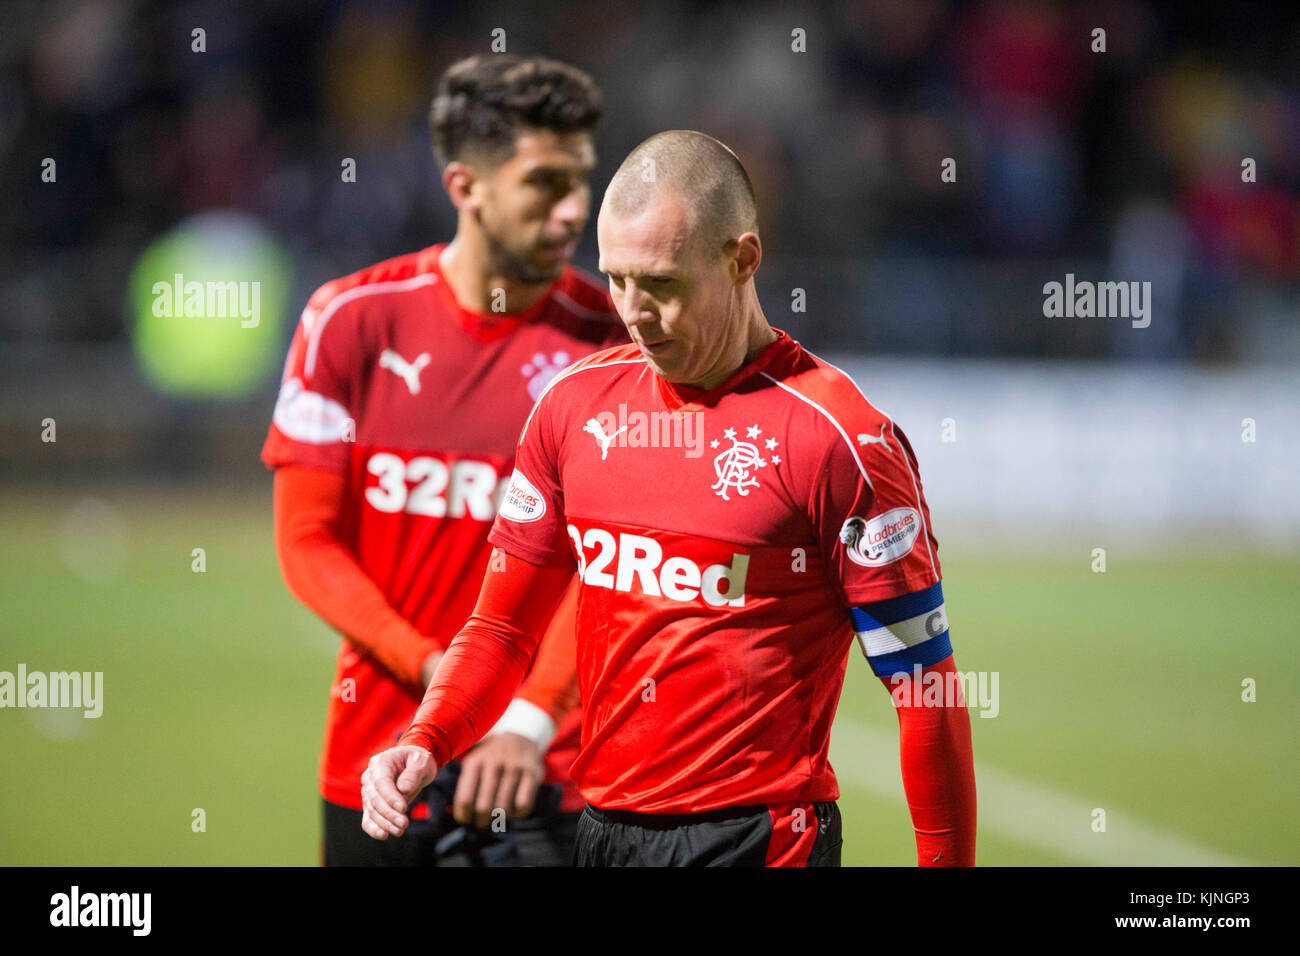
[710,424,779,501]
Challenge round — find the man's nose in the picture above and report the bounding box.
[619,285,657,324]
[552,187,588,230]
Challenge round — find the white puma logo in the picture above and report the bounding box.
[583,418,627,460]
[856,423,892,453]
[378,349,431,395]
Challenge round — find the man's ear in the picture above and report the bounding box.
[443,161,481,212]
[732,232,762,283]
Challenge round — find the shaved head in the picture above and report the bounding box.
[597,130,773,391]
[603,130,758,257]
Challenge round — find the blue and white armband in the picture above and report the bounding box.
[849,581,952,678]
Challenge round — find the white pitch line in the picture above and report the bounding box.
[830,716,1261,866]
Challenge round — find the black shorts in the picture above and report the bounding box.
[324,759,579,866]
[573,801,842,867]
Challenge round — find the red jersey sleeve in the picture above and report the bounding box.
[398,551,573,766]
[811,418,942,606]
[487,379,574,567]
[261,280,358,474]
[514,575,581,722]
[801,382,974,865]
[273,465,439,688]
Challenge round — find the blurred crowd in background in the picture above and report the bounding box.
[1,0,1297,383]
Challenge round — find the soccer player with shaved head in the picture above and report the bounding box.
[362,130,977,866]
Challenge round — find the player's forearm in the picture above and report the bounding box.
[883,654,977,866]
[399,548,573,765]
[511,574,582,737]
[400,618,537,766]
[273,466,436,686]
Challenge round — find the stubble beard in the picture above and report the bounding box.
[483,227,564,286]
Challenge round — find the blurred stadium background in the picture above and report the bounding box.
[1,0,1296,865]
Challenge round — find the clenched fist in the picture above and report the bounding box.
[360,745,440,840]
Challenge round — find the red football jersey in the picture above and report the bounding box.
[262,243,625,809]
[489,328,944,813]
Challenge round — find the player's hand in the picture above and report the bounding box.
[419,650,444,687]
[360,746,439,840]
[453,732,544,828]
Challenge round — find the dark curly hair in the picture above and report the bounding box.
[430,54,604,168]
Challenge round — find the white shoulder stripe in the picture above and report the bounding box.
[887,418,938,577]
[796,347,939,579]
[518,356,647,443]
[304,272,439,378]
[757,370,875,492]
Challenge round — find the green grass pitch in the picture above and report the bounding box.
[1,486,1295,865]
